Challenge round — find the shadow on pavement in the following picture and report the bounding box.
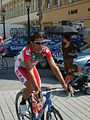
[0,67,58,85]
[52,90,86,98]
[0,67,18,80]
[41,86,87,98]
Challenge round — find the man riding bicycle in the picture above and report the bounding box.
[15,32,69,115]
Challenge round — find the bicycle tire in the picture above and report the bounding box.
[46,106,64,120]
[0,57,8,75]
[15,89,32,120]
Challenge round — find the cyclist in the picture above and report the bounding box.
[0,36,6,55]
[15,32,69,115]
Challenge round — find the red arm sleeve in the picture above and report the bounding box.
[23,47,31,61]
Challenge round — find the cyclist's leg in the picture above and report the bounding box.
[15,66,41,100]
[15,66,41,115]
[15,66,30,114]
[23,67,41,101]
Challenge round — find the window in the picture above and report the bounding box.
[17,0,20,15]
[46,0,51,8]
[12,0,15,17]
[6,4,9,18]
[72,0,78,2]
[31,0,35,11]
[88,8,90,11]
[37,0,42,10]
[59,20,73,26]
[52,0,60,6]
[21,0,24,14]
[64,0,72,4]
[8,4,11,18]
[55,0,58,5]
[64,0,81,4]
[9,3,12,18]
[14,0,17,16]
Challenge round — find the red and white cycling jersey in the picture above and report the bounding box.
[15,45,52,68]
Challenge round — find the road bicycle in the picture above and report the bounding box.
[0,55,8,74]
[15,87,64,120]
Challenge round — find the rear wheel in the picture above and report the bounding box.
[15,89,32,120]
[46,106,63,120]
[0,57,8,75]
[85,87,90,95]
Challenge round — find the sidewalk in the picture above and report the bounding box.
[0,79,90,120]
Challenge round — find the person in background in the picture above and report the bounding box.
[0,36,6,55]
[61,34,80,74]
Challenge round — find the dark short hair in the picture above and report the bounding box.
[29,32,42,42]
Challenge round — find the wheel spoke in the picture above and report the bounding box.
[15,90,32,120]
[53,112,58,120]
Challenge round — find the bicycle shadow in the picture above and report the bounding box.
[0,67,57,83]
[53,90,89,98]
[41,77,59,85]
[41,86,88,98]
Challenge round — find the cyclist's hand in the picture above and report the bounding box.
[63,84,69,92]
[64,84,74,96]
[33,90,42,101]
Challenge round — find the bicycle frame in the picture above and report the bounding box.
[16,88,62,120]
[32,91,53,120]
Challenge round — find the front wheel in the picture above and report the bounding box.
[15,89,32,120]
[46,106,64,120]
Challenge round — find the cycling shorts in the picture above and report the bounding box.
[15,66,41,88]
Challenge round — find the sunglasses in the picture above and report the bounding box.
[34,41,45,45]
